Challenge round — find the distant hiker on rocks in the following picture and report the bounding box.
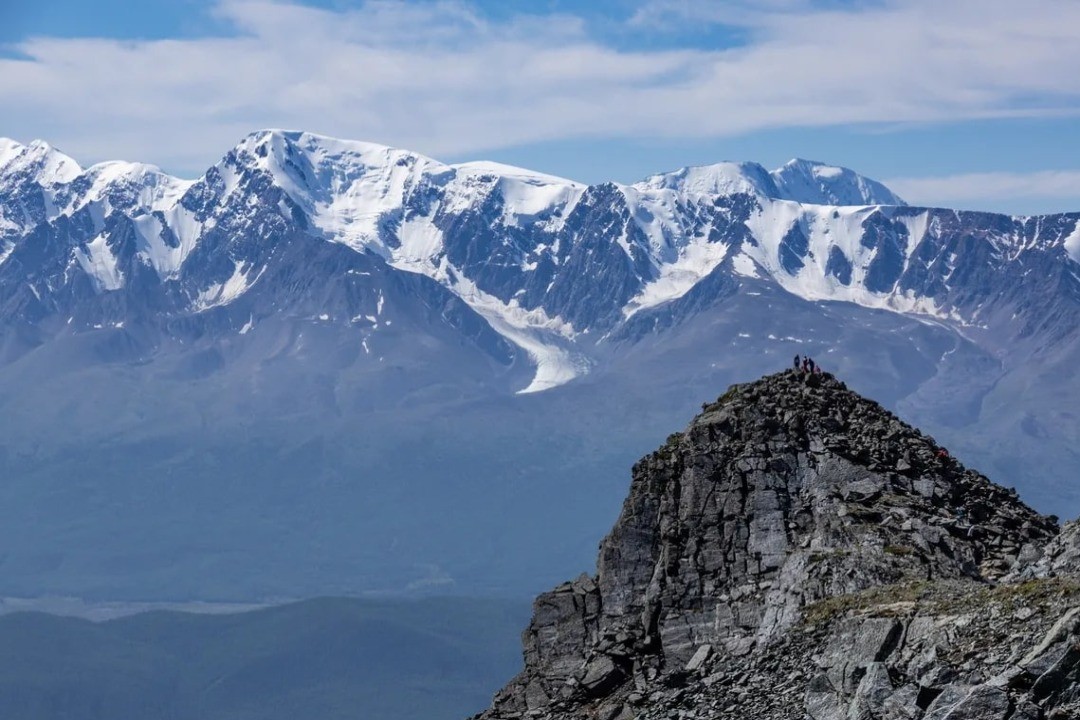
[807,357,816,374]
[793,354,801,371]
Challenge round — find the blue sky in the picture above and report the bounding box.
[2,0,1079,213]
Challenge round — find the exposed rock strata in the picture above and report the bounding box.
[477,370,1080,720]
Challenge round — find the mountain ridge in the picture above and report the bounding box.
[0,131,900,207]
[1,129,1076,395]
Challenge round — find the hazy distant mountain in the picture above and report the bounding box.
[0,130,1077,601]
[0,596,526,720]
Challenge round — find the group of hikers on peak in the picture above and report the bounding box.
[793,354,821,374]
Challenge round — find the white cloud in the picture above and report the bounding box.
[1,0,1079,174]
[886,170,1080,208]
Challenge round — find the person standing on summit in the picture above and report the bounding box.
[793,354,801,371]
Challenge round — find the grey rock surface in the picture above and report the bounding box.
[1022,520,1080,580]
[476,371,1080,720]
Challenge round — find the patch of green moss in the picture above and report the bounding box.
[982,577,1080,612]
[801,577,1080,630]
[802,582,930,626]
[717,384,744,405]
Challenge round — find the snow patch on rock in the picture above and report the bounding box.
[74,234,124,292]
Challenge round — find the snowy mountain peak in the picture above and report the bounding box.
[638,161,779,198]
[247,128,411,155]
[451,160,581,188]
[772,158,906,207]
[0,137,82,184]
[0,138,24,168]
[73,161,194,215]
[222,130,448,257]
[636,157,903,208]
[234,129,441,180]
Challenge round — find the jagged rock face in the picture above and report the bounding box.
[618,579,1080,720]
[1021,520,1080,581]
[480,371,1062,719]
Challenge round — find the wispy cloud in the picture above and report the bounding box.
[1,0,1079,174]
[886,170,1080,209]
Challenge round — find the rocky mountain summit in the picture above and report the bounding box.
[477,371,1080,720]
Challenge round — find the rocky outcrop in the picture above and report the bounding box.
[476,370,1080,720]
[1020,520,1080,581]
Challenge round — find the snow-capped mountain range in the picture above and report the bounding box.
[1,130,1079,601]
[2,130,1074,394]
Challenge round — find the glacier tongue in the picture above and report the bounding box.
[390,215,587,394]
[441,269,586,395]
